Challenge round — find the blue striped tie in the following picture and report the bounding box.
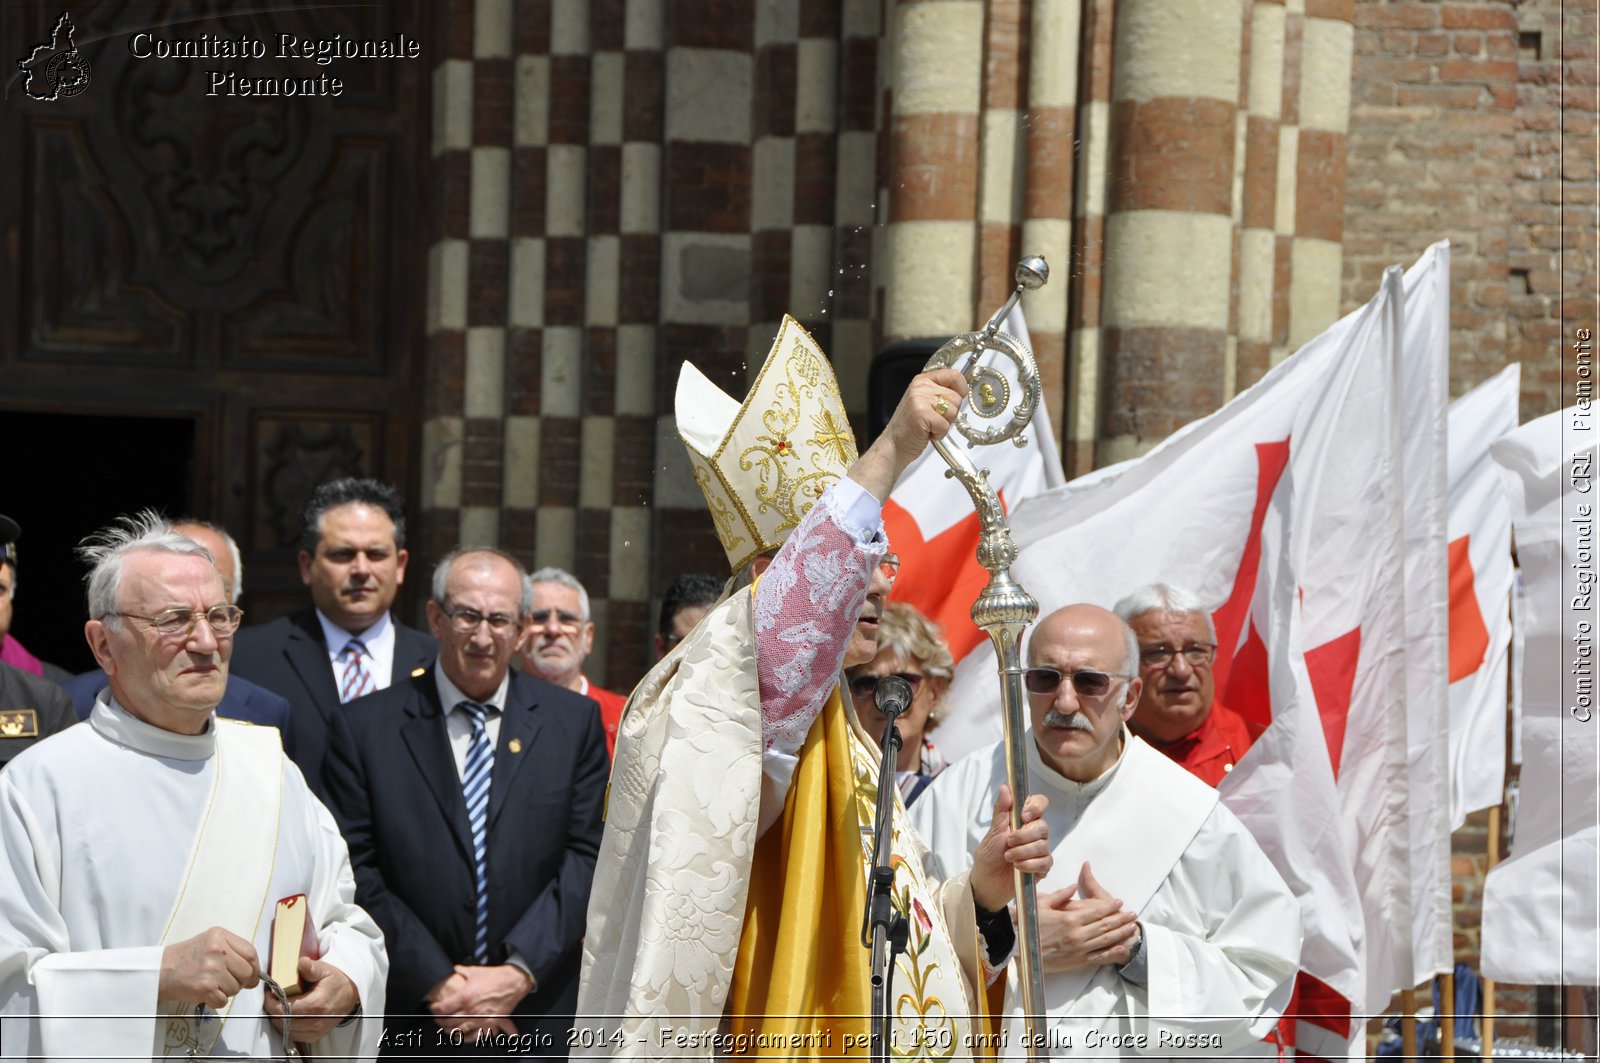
[459,701,493,963]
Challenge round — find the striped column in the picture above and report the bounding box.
[608,0,666,683]
[975,0,1024,314]
[830,0,882,419]
[651,1,756,585]
[749,4,799,369]
[1271,1,1303,363]
[500,0,552,561]
[1288,0,1353,349]
[463,0,514,549]
[1019,0,1081,449]
[790,3,843,361]
[1099,0,1244,464]
[420,0,475,571]
[533,0,590,577]
[577,0,622,675]
[882,0,985,343]
[1065,0,1116,476]
[1236,0,1287,388]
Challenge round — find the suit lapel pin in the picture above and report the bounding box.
[410,667,426,677]
[508,737,523,754]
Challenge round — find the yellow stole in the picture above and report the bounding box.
[727,685,870,1054]
[727,688,1001,1060]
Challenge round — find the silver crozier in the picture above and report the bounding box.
[922,256,1050,1062]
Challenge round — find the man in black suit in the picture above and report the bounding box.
[232,479,435,791]
[63,519,296,753]
[1,660,77,770]
[323,548,607,1051]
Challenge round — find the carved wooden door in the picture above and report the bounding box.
[2,1,429,625]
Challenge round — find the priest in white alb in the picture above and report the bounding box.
[578,317,1052,1059]
[0,513,386,1059]
[911,604,1301,1059]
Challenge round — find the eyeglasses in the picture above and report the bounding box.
[1023,666,1131,698]
[530,609,585,632]
[847,671,924,704]
[1139,643,1217,669]
[443,607,521,637]
[877,553,900,585]
[111,605,244,638]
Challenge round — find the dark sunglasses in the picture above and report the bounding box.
[847,671,924,704]
[1023,666,1131,698]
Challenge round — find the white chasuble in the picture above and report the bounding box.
[579,583,992,1060]
[0,698,387,1061]
[911,733,1301,1061]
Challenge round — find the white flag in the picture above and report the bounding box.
[1480,405,1599,984]
[1444,365,1521,828]
[939,244,1457,1044]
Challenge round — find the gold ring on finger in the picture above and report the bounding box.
[934,396,951,416]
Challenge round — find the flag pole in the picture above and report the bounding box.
[1400,987,1418,1059]
[923,256,1051,1063]
[1441,968,1456,1057]
[1482,803,1502,1056]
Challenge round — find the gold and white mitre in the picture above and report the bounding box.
[676,314,859,571]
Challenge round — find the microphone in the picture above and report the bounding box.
[874,675,913,720]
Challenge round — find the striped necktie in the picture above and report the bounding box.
[459,700,494,964]
[338,638,373,703]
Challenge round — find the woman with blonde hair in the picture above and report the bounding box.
[844,600,956,805]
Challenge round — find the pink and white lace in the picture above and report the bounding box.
[754,484,885,756]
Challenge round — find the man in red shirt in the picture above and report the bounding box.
[517,567,627,757]
[1113,583,1256,787]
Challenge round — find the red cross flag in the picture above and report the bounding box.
[938,243,1455,1056]
[1444,365,1521,829]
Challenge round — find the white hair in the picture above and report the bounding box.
[529,566,590,620]
[77,511,215,627]
[174,519,244,605]
[431,548,535,615]
[1112,583,1218,642]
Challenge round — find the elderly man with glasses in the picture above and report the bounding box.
[1113,583,1258,787]
[0,512,386,1058]
[911,602,1301,1059]
[515,566,627,758]
[323,548,607,1051]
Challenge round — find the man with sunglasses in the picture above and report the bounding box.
[323,548,608,1050]
[912,603,1301,1058]
[1113,583,1258,787]
[0,513,386,1057]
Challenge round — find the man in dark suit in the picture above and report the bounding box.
[323,548,607,1051]
[62,519,296,753]
[231,479,435,791]
[1,660,77,770]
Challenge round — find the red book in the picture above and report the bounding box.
[268,894,321,996]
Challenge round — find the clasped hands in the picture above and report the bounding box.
[158,926,359,1044]
[1037,861,1141,972]
[427,963,535,1038]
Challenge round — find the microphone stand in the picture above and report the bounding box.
[860,683,910,1063]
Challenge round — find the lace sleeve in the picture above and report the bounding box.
[754,485,884,755]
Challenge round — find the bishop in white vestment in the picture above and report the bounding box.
[911,604,1300,1060]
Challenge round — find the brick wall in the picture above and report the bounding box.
[1343,0,1597,420]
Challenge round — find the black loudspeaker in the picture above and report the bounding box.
[867,338,950,441]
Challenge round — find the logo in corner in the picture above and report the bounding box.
[17,12,92,102]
